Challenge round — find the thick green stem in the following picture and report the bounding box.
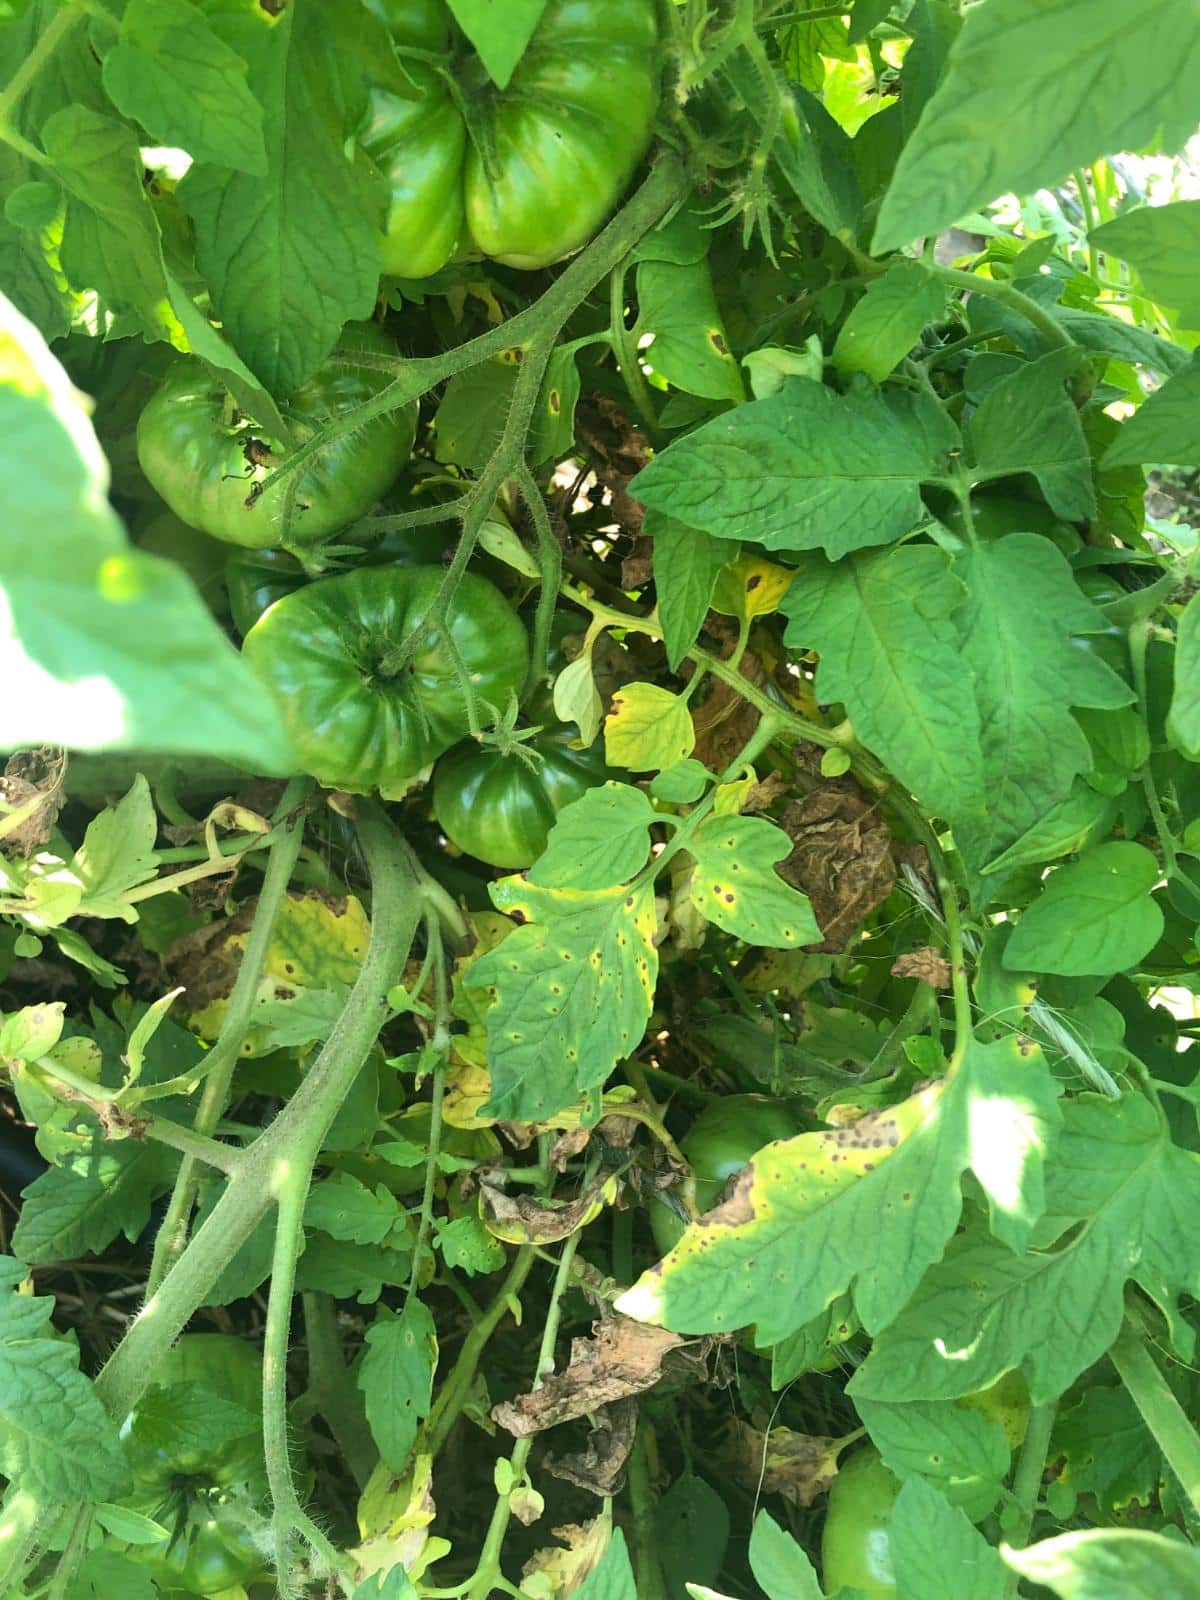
[931,264,1075,351]
[95,808,420,1424]
[1109,1319,1200,1515]
[1002,1399,1057,1598]
[146,796,308,1294]
[301,1293,377,1491]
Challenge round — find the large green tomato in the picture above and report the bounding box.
[137,323,417,549]
[242,565,528,797]
[432,728,612,869]
[650,1095,806,1256]
[361,0,660,276]
[132,1495,267,1597]
[821,1447,899,1600]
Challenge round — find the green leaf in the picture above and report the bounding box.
[605,682,696,773]
[649,508,730,671]
[0,1254,130,1502]
[635,257,745,402]
[1053,309,1191,376]
[873,0,1200,253]
[433,1214,505,1276]
[305,1174,402,1246]
[656,1474,730,1599]
[850,1095,1200,1405]
[686,815,822,949]
[531,343,581,463]
[651,760,711,804]
[0,293,295,771]
[552,654,604,747]
[853,1396,1009,1521]
[616,1039,1053,1341]
[178,0,380,395]
[748,1510,822,1600]
[574,1530,637,1600]
[1168,592,1200,757]
[833,262,947,382]
[1103,356,1200,469]
[950,536,1132,881]
[967,352,1095,520]
[70,778,159,922]
[101,0,267,175]
[1003,842,1164,977]
[473,878,658,1121]
[1054,1385,1159,1516]
[11,1145,175,1265]
[1090,203,1200,331]
[445,0,547,87]
[0,1004,64,1063]
[979,780,1115,879]
[435,360,518,472]
[780,546,985,822]
[632,387,956,558]
[359,1300,438,1473]
[65,1550,158,1600]
[1002,1529,1200,1599]
[890,1476,1007,1600]
[529,783,655,891]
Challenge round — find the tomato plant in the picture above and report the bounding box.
[2,4,1199,1600]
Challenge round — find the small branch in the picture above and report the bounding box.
[1001,1398,1057,1598]
[516,461,563,704]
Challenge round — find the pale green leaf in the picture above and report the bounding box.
[873,0,1200,253]
[890,1477,1007,1600]
[1003,1528,1200,1599]
[631,387,956,558]
[748,1510,823,1600]
[1090,203,1200,331]
[853,1396,1009,1521]
[529,783,655,891]
[305,1175,401,1246]
[574,1530,637,1600]
[833,262,947,382]
[1103,357,1200,469]
[1003,842,1163,977]
[686,815,822,949]
[605,682,696,772]
[781,546,985,822]
[635,257,744,402]
[71,778,159,922]
[359,1300,438,1472]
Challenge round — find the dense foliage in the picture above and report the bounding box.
[0,2,1198,1599]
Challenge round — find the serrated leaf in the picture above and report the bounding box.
[1003,1528,1200,1599]
[851,1095,1200,1406]
[605,682,696,773]
[359,1300,437,1473]
[967,352,1095,520]
[1090,202,1200,331]
[853,1395,1009,1521]
[473,879,658,1121]
[11,1144,175,1265]
[1003,842,1163,977]
[781,546,984,822]
[648,509,729,671]
[1103,356,1200,469]
[178,0,380,394]
[951,535,1132,881]
[529,783,655,891]
[833,262,947,382]
[890,1476,1007,1600]
[686,815,821,948]
[873,0,1200,253]
[748,1510,822,1600]
[632,386,956,558]
[1168,591,1200,758]
[617,1039,1054,1342]
[102,0,267,175]
[305,1174,401,1246]
[71,777,159,922]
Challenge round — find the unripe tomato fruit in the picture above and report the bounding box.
[821,1446,900,1599]
[649,1095,806,1256]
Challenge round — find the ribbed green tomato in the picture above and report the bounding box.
[650,1096,806,1256]
[361,0,661,276]
[432,728,612,868]
[131,1495,267,1597]
[137,323,417,549]
[242,565,528,797]
[821,1447,900,1600]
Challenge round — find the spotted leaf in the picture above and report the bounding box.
[686,815,822,948]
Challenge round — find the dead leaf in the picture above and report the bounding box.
[776,780,896,953]
[521,1517,611,1598]
[478,1171,617,1245]
[0,748,67,856]
[620,537,654,591]
[543,1399,638,1498]
[689,652,766,772]
[728,1421,842,1508]
[492,1315,696,1438]
[891,947,951,988]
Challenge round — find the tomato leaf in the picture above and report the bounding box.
[529,783,655,892]
[635,257,745,402]
[359,1300,438,1473]
[605,683,696,773]
[1168,591,1200,757]
[890,1476,1007,1600]
[648,509,730,672]
[967,352,1096,520]
[1003,1528,1200,1599]
[686,815,822,949]
[1090,203,1200,332]
[833,261,947,383]
[747,1510,822,1600]
[1002,842,1164,978]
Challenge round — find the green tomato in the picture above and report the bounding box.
[242,565,528,797]
[821,1446,900,1600]
[361,0,660,275]
[650,1095,806,1256]
[133,1496,267,1597]
[432,727,612,869]
[125,1335,265,1494]
[137,323,417,549]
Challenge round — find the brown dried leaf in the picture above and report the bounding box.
[521,1517,610,1598]
[548,1126,591,1171]
[620,537,654,591]
[543,1398,638,1498]
[0,749,67,857]
[492,1315,694,1439]
[891,947,952,988]
[777,780,896,953]
[690,653,766,772]
[728,1420,842,1508]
